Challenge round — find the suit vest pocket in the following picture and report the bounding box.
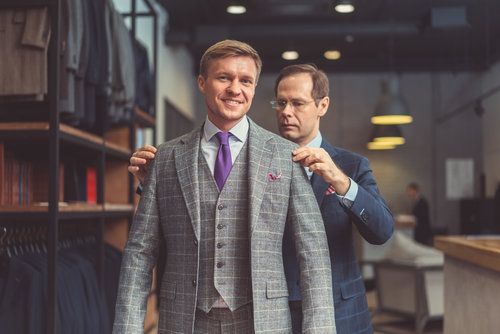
[160,281,177,301]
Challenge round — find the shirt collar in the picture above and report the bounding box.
[305,131,323,149]
[203,115,249,143]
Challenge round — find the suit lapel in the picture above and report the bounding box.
[311,140,337,206]
[311,172,329,206]
[247,119,275,236]
[174,127,202,240]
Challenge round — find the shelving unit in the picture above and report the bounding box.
[0,122,132,159]
[0,0,157,332]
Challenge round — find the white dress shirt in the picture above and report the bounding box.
[201,116,249,175]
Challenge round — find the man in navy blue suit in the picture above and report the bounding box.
[129,63,394,333]
[275,64,394,334]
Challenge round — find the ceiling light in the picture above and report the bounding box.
[226,5,246,14]
[372,125,405,145]
[334,0,355,14]
[371,77,413,125]
[345,35,355,43]
[367,141,396,150]
[324,50,341,60]
[282,51,299,60]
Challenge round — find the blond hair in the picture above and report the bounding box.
[199,39,262,83]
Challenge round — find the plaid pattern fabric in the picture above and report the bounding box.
[196,141,252,312]
[194,304,254,334]
[112,119,336,334]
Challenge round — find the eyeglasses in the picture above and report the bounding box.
[270,99,317,112]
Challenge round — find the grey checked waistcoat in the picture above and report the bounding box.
[196,140,252,313]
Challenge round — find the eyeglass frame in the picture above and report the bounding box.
[270,98,324,112]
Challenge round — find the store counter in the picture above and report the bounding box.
[435,235,500,334]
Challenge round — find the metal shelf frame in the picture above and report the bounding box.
[0,1,158,332]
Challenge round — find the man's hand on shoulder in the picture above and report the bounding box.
[128,145,157,184]
[292,146,350,195]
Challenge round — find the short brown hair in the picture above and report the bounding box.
[274,63,329,104]
[407,182,420,192]
[199,39,263,83]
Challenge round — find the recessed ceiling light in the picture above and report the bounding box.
[282,51,299,60]
[334,1,355,14]
[226,5,246,14]
[324,50,341,60]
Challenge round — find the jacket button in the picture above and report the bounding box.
[194,239,198,246]
[361,212,370,222]
[192,279,197,287]
[218,204,225,210]
[216,262,224,268]
[217,224,224,229]
[217,242,223,249]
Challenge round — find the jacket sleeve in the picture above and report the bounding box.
[348,156,394,245]
[288,162,337,334]
[112,153,161,333]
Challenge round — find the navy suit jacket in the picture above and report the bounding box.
[283,140,394,334]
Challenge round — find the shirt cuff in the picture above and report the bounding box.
[336,178,358,208]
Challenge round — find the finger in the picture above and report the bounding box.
[128,165,139,173]
[142,144,157,153]
[292,147,312,156]
[133,150,156,159]
[130,156,148,166]
[292,150,313,162]
[308,162,328,175]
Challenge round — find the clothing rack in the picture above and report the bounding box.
[121,0,158,204]
[0,0,158,332]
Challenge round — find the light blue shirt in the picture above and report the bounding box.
[305,132,358,207]
[201,116,249,175]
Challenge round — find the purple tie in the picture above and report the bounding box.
[214,132,232,190]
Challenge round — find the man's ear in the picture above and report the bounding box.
[318,96,330,117]
[197,75,205,93]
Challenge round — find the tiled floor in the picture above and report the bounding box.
[367,290,443,334]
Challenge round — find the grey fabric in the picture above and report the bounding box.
[113,119,336,334]
[108,4,136,124]
[194,304,254,334]
[59,0,83,115]
[196,140,252,312]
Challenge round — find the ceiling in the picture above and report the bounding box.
[158,0,500,73]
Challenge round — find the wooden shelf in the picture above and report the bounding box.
[0,122,131,159]
[0,202,134,220]
[103,203,134,212]
[105,140,132,159]
[0,0,48,7]
[134,107,156,128]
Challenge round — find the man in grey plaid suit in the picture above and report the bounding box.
[113,40,336,333]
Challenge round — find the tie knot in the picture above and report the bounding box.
[216,132,230,145]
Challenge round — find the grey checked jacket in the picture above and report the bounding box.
[113,119,336,334]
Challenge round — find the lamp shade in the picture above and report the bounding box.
[371,77,413,125]
[366,141,396,150]
[371,124,405,145]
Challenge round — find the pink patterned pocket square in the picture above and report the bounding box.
[325,185,336,195]
[267,172,282,182]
